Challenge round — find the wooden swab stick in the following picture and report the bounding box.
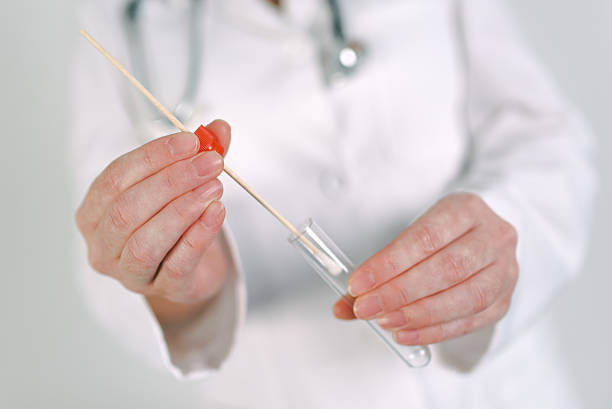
[79,29,322,256]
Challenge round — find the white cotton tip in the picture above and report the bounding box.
[318,252,344,276]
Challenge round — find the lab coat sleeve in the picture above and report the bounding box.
[70,1,246,379]
[437,0,598,369]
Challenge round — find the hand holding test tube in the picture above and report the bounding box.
[290,219,431,368]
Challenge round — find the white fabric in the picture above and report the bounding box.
[71,0,596,407]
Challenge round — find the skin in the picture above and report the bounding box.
[76,120,232,326]
[333,193,519,346]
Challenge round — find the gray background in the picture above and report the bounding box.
[1,1,610,408]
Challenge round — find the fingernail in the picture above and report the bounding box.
[378,311,406,329]
[194,180,223,202]
[191,152,223,177]
[210,118,231,131]
[348,271,376,296]
[394,330,420,345]
[168,132,198,156]
[203,201,225,228]
[353,294,383,319]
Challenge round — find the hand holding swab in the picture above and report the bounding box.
[78,29,336,266]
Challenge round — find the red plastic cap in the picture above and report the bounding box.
[194,125,225,156]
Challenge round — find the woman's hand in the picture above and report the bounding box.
[76,120,231,323]
[333,193,519,346]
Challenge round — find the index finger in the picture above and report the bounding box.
[347,195,481,297]
[97,119,231,197]
[79,120,231,231]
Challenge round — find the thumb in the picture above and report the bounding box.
[333,295,357,320]
[204,119,232,157]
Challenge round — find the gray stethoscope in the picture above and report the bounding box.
[124,0,365,128]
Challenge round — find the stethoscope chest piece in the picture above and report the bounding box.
[320,0,366,86]
[320,38,366,86]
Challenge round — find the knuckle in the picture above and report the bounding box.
[100,161,123,195]
[107,197,132,231]
[440,252,471,285]
[125,235,158,271]
[429,324,446,344]
[142,142,157,173]
[496,295,513,320]
[459,317,476,337]
[389,281,412,308]
[457,194,486,224]
[469,282,489,313]
[75,206,89,233]
[381,248,404,278]
[119,278,148,295]
[446,192,482,212]
[183,235,199,251]
[463,192,484,209]
[413,303,434,327]
[497,220,518,246]
[87,248,106,273]
[507,260,520,283]
[394,330,418,346]
[168,198,193,220]
[423,307,436,328]
[163,168,179,191]
[162,166,187,193]
[415,225,443,255]
[162,260,186,281]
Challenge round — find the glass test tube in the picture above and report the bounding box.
[288,218,431,368]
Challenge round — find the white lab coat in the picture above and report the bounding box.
[71,0,596,407]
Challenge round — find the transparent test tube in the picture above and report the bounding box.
[289,218,431,368]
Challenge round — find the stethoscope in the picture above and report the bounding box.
[123,0,365,130]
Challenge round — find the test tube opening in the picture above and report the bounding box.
[288,218,352,278]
